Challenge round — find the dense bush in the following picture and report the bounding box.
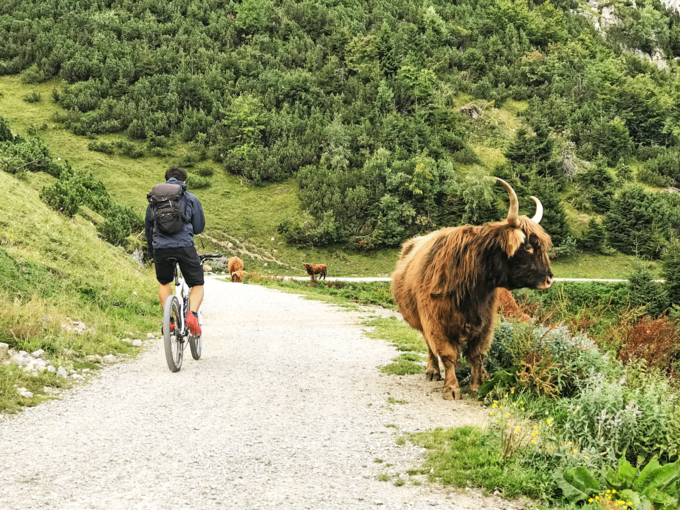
[186,174,211,189]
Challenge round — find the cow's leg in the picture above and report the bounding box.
[439,341,462,400]
[425,346,442,381]
[467,323,494,394]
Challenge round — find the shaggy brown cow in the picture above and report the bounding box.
[391,178,553,400]
[497,288,532,323]
[304,263,327,282]
[228,256,244,282]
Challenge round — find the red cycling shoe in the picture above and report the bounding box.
[186,311,201,336]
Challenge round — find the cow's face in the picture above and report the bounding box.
[503,229,553,291]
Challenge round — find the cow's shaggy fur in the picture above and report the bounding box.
[228,257,244,282]
[497,288,531,322]
[391,216,552,400]
[304,263,327,281]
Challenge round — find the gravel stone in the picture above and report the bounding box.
[46,366,56,373]
[72,374,84,381]
[56,366,68,378]
[103,354,117,363]
[31,349,45,358]
[0,342,9,360]
[132,340,143,347]
[0,277,504,510]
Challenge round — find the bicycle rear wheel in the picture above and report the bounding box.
[163,295,183,372]
[189,333,202,360]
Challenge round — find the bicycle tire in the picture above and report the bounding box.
[163,295,183,372]
[189,333,202,360]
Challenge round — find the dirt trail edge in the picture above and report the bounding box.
[0,277,511,510]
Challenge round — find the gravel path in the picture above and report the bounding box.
[0,277,515,510]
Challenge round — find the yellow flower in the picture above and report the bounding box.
[531,440,536,444]
[612,490,616,494]
[533,425,538,430]
[627,502,632,506]
[495,419,499,423]
[492,404,497,409]
[519,401,523,404]
[505,413,510,418]
[507,423,511,427]
[489,411,494,416]
[521,407,525,411]
[511,389,515,394]
[588,498,594,503]
[585,456,589,460]
[546,418,552,425]
[568,441,572,445]
[515,427,520,432]
[595,496,599,500]
[505,393,508,398]
[607,490,611,494]
[500,406,503,409]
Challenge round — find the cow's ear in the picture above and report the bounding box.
[502,228,526,257]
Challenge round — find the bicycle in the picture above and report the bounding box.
[163,253,222,372]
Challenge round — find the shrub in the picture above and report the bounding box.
[579,218,606,253]
[617,316,680,373]
[452,146,481,165]
[22,91,41,103]
[195,165,214,177]
[186,174,211,189]
[628,263,669,317]
[0,116,13,143]
[119,142,144,159]
[664,240,680,307]
[20,64,47,84]
[87,141,116,155]
[97,205,132,246]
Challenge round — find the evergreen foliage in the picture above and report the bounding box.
[663,240,680,306]
[628,263,669,317]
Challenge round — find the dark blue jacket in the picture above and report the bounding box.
[145,178,205,254]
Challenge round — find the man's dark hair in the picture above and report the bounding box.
[165,167,188,182]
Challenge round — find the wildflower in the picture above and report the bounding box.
[607,490,611,494]
[531,440,536,444]
[499,406,503,409]
[505,393,509,398]
[511,388,515,394]
[495,419,498,423]
[521,407,525,411]
[507,423,511,427]
[489,411,494,416]
[515,427,520,432]
[505,413,510,418]
[568,441,572,445]
[627,502,632,506]
[546,418,552,425]
[588,499,594,503]
[492,404,497,409]
[519,401,523,404]
[533,425,538,430]
[612,490,616,494]
[585,456,589,460]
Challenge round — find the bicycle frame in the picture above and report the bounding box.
[173,264,202,334]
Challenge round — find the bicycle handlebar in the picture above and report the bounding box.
[199,254,223,260]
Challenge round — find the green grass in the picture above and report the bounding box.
[0,76,649,280]
[410,426,554,500]
[0,170,158,412]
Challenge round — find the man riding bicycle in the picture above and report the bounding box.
[145,167,205,336]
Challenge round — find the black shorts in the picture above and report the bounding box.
[153,246,205,288]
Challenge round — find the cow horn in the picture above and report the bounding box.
[530,196,543,224]
[495,177,519,227]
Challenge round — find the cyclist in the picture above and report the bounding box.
[145,167,206,335]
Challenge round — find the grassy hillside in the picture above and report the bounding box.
[0,169,158,412]
[0,76,654,278]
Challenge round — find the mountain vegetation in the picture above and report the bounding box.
[1,0,680,257]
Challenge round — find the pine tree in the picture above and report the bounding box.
[0,116,13,143]
[529,177,570,246]
[615,157,633,183]
[580,217,606,253]
[505,124,563,186]
[663,240,680,306]
[628,263,669,317]
[578,156,615,213]
[376,22,398,77]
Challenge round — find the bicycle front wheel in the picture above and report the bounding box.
[163,295,183,372]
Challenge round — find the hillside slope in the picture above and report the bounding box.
[0,76,651,278]
[0,170,157,411]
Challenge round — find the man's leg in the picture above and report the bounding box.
[159,283,173,311]
[189,285,204,313]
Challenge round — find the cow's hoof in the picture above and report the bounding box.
[442,388,462,400]
[426,371,443,381]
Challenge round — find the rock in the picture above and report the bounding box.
[61,320,92,335]
[146,333,155,339]
[17,388,33,399]
[31,349,45,358]
[0,342,8,360]
[103,354,117,363]
[19,350,28,356]
[132,340,143,347]
[227,242,233,248]
[71,374,84,381]
[374,501,384,506]
[25,359,47,373]
[69,369,76,374]
[46,365,56,373]
[56,366,68,378]
[85,355,102,363]
[459,104,482,119]
[11,354,31,367]
[62,349,77,358]
[121,338,132,344]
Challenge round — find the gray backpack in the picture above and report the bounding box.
[147,183,187,235]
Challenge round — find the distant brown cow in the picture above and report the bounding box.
[497,288,532,323]
[391,178,553,400]
[228,257,244,282]
[304,263,327,282]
